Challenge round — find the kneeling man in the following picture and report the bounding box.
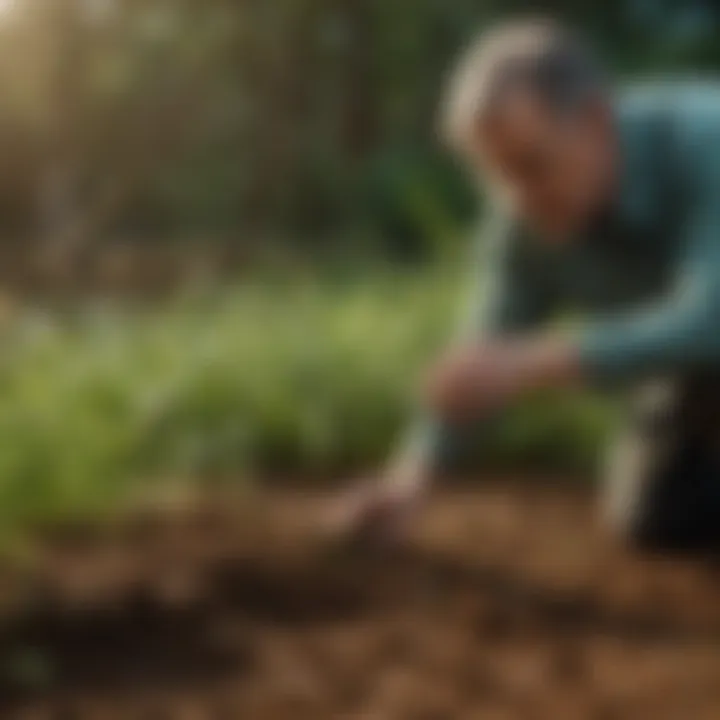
[343,18,720,554]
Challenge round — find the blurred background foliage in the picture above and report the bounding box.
[1,0,719,270]
[0,0,715,524]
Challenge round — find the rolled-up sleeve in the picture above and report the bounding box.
[401,214,557,475]
[580,185,720,382]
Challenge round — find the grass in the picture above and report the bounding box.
[0,267,616,531]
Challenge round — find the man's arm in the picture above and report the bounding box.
[331,213,557,543]
[386,214,557,493]
[429,168,720,425]
[578,205,720,381]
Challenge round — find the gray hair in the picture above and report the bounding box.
[441,18,606,151]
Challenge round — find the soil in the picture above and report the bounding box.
[1,480,720,719]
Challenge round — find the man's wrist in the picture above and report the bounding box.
[508,335,584,392]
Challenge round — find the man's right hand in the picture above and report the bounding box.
[326,472,427,550]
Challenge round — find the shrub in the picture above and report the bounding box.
[0,268,615,528]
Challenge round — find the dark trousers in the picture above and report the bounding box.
[603,372,720,553]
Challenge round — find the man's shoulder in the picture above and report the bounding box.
[618,79,720,187]
[618,79,720,144]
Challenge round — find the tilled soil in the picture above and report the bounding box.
[1,481,720,719]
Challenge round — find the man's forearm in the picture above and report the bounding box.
[426,333,584,423]
[506,334,585,392]
[383,334,583,494]
[578,296,720,382]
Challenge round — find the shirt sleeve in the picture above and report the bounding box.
[579,176,720,382]
[398,213,557,476]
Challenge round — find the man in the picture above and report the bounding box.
[337,18,720,554]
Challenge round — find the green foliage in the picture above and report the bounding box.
[1,1,719,255]
[0,268,616,529]
[6,1,716,250]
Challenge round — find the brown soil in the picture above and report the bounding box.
[2,481,720,719]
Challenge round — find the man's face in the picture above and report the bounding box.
[470,88,615,240]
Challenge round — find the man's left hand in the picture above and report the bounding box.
[425,336,581,423]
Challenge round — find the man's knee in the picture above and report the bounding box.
[600,376,707,553]
[601,406,670,548]
[602,434,720,553]
[601,442,665,551]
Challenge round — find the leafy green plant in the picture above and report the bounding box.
[0,268,615,531]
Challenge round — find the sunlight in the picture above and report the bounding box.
[0,0,15,19]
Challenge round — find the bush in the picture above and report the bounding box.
[0,268,615,528]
